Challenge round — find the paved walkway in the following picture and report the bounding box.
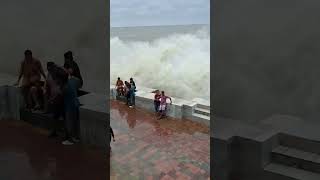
[0,120,108,180]
[110,100,210,180]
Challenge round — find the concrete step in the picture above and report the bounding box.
[279,134,320,155]
[192,113,210,126]
[194,107,210,116]
[264,163,320,180]
[196,104,210,111]
[272,146,320,174]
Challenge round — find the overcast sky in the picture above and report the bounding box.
[111,0,210,27]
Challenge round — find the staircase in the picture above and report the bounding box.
[264,134,320,180]
[192,104,210,126]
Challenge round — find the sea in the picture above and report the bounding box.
[111,24,210,101]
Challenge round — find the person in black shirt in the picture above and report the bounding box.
[63,51,83,88]
[130,78,136,91]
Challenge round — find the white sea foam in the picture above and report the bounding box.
[111,27,210,101]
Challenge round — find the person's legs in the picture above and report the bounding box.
[73,107,80,142]
[154,102,158,112]
[126,93,131,106]
[132,95,135,106]
[30,86,40,109]
[159,104,167,119]
[63,110,75,145]
[22,86,31,109]
[49,99,64,137]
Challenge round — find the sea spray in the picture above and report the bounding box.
[111,28,210,101]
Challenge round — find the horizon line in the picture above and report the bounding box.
[111,23,209,28]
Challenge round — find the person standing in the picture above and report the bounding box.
[130,78,136,92]
[63,51,83,88]
[124,81,131,106]
[129,81,136,108]
[158,91,172,119]
[15,50,46,110]
[62,69,81,145]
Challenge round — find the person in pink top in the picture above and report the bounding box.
[158,91,172,119]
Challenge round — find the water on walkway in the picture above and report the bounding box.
[0,120,108,180]
[110,100,210,180]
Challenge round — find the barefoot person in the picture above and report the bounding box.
[158,91,172,119]
[115,77,124,96]
[15,50,46,110]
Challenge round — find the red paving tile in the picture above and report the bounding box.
[0,120,108,180]
[110,100,210,179]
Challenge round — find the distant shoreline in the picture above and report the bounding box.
[111,24,209,28]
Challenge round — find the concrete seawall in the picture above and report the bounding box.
[110,85,210,126]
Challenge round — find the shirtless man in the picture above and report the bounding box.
[158,91,172,119]
[15,50,46,110]
[115,77,124,96]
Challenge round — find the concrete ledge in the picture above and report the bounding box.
[0,74,109,149]
[0,85,23,121]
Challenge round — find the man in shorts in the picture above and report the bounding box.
[115,77,124,96]
[15,50,46,110]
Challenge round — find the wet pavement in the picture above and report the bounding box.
[110,100,210,180]
[0,120,108,180]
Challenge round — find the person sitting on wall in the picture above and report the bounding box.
[63,51,83,88]
[15,50,46,111]
[115,77,124,96]
[158,91,172,120]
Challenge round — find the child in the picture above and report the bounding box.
[158,91,172,119]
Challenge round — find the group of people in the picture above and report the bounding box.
[115,77,172,119]
[153,90,172,119]
[115,77,136,108]
[15,50,83,145]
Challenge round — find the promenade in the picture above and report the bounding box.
[0,120,108,180]
[110,100,210,180]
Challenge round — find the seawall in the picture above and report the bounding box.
[110,85,210,126]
